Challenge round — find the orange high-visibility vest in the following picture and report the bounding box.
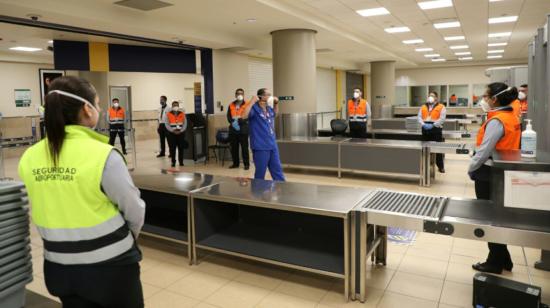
[167,111,185,128]
[420,103,444,121]
[510,99,522,119]
[520,100,528,114]
[348,99,368,122]
[229,101,248,119]
[476,109,521,150]
[108,107,125,124]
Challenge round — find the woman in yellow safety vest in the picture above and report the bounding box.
[18,76,145,308]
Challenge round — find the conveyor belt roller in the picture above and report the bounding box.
[362,190,446,220]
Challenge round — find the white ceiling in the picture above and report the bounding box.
[0,0,548,70]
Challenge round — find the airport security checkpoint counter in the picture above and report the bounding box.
[131,173,231,261]
[317,128,472,140]
[190,177,373,298]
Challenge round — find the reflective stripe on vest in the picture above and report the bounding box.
[421,103,443,121]
[167,111,185,128]
[109,107,125,124]
[476,109,521,150]
[230,101,247,120]
[18,125,134,265]
[348,99,368,122]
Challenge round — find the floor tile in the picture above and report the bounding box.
[145,290,199,308]
[26,277,59,302]
[365,265,395,290]
[258,291,318,308]
[193,303,219,308]
[398,254,448,279]
[275,272,335,302]
[167,271,229,301]
[377,291,438,308]
[204,280,270,308]
[319,284,383,307]
[233,262,290,291]
[140,261,193,288]
[387,271,444,301]
[142,282,162,300]
[439,281,472,307]
[195,255,247,280]
[407,243,451,262]
[445,262,477,285]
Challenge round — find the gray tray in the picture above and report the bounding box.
[0,282,28,308]
[0,216,28,230]
[0,263,32,288]
[0,201,27,213]
[0,247,30,269]
[0,227,29,245]
[0,235,30,251]
[0,255,31,278]
[0,183,24,195]
[0,222,28,235]
[0,193,27,205]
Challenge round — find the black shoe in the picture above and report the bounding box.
[171,162,176,167]
[472,262,503,274]
[156,153,165,158]
[244,166,250,170]
[123,151,127,155]
[179,163,184,167]
[229,165,239,169]
[438,168,445,173]
[504,261,513,271]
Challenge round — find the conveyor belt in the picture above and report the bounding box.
[425,142,472,154]
[361,190,446,220]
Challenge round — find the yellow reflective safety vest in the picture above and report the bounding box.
[18,125,135,265]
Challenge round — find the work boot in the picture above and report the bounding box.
[229,165,239,169]
[156,153,165,158]
[472,262,503,274]
[244,165,250,170]
[438,168,445,173]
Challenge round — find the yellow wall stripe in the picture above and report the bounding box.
[89,42,109,72]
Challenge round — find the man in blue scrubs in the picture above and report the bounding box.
[242,88,285,181]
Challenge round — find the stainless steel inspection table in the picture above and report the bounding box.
[190,178,373,297]
[132,173,231,260]
[371,118,460,131]
[317,128,473,141]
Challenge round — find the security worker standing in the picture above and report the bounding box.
[418,91,447,173]
[108,98,127,155]
[227,88,250,170]
[18,76,145,307]
[165,101,187,167]
[469,82,521,274]
[347,87,371,138]
[157,95,168,157]
[242,88,285,181]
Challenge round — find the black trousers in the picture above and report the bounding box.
[421,126,444,170]
[167,132,185,165]
[44,261,144,308]
[229,133,250,167]
[157,124,167,155]
[474,165,512,268]
[108,124,126,153]
[349,122,367,138]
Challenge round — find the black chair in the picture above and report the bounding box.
[208,129,231,166]
[331,119,348,136]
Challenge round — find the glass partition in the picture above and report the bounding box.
[472,84,486,106]
[448,84,469,107]
[410,86,428,107]
[395,86,409,106]
[428,85,448,105]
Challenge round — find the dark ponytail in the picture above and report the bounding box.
[487,82,518,106]
[44,76,97,165]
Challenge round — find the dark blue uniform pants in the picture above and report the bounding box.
[253,149,285,181]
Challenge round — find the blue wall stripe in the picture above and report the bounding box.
[53,40,90,71]
[108,44,196,73]
[201,49,214,114]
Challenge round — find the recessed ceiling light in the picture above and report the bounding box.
[356,7,390,17]
[489,32,512,38]
[418,0,453,10]
[432,58,446,62]
[415,48,434,52]
[487,55,503,59]
[488,42,507,47]
[403,39,424,44]
[450,45,469,49]
[9,46,42,52]
[434,21,460,29]
[424,54,440,58]
[385,27,410,33]
[246,18,257,23]
[459,57,473,60]
[488,49,505,53]
[444,36,465,41]
[489,0,504,2]
[48,40,53,44]
[455,51,471,55]
[489,16,518,24]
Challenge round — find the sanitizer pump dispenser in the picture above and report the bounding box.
[521,119,537,158]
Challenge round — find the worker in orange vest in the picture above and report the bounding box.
[469,83,521,275]
[449,94,457,106]
[418,91,447,173]
[164,101,187,167]
[107,98,127,154]
[347,87,371,138]
[518,84,528,116]
[227,88,250,170]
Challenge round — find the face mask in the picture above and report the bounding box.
[48,90,99,129]
[172,106,179,112]
[353,92,360,99]
[427,96,435,104]
[267,96,274,107]
[113,103,119,108]
[161,100,166,106]
[480,99,491,112]
[518,92,526,100]
[236,95,244,102]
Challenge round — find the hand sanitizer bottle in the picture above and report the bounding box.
[521,119,537,158]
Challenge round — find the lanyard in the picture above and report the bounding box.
[259,106,274,135]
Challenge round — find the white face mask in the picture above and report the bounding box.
[113,102,119,108]
[236,95,244,102]
[353,92,361,99]
[518,92,526,100]
[427,96,435,104]
[267,96,274,107]
[480,99,491,112]
[172,106,179,112]
[48,90,99,129]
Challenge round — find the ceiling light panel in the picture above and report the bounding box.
[385,27,410,33]
[489,16,518,24]
[418,0,453,10]
[9,46,42,52]
[444,36,465,41]
[488,42,507,47]
[489,32,512,38]
[488,49,505,53]
[424,54,440,57]
[356,7,390,17]
[434,21,460,29]
[454,51,471,55]
[459,57,473,60]
[450,45,469,49]
[432,58,446,62]
[488,55,503,59]
[403,39,424,44]
[415,48,434,52]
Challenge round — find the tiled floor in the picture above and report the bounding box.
[4,138,549,307]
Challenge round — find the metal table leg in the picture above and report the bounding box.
[535,250,550,271]
[344,215,350,301]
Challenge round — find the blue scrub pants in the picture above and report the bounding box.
[252,149,285,181]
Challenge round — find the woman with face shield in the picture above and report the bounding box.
[18,76,145,307]
[469,82,521,275]
[418,91,447,173]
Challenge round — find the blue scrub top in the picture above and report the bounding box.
[248,103,277,150]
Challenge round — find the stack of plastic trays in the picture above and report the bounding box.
[0,182,33,308]
[405,116,420,131]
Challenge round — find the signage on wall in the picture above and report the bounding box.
[278,96,294,101]
[14,89,32,107]
[194,82,202,114]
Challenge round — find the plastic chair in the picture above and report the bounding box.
[330,119,348,136]
[208,129,231,166]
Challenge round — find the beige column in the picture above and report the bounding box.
[370,61,395,118]
[271,29,317,113]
